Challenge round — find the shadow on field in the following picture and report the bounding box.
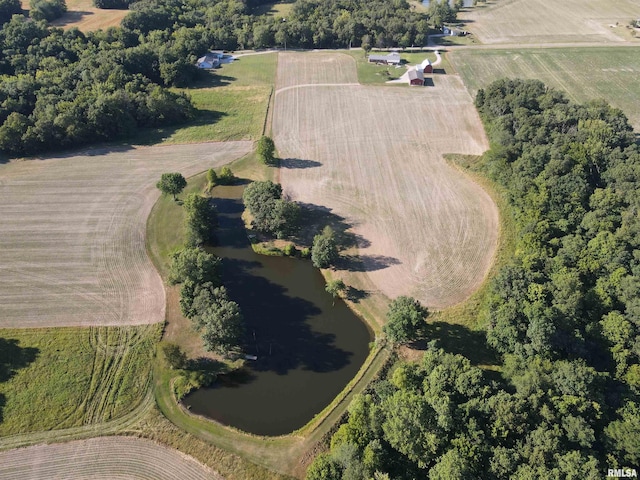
[53,10,94,27]
[280,158,322,169]
[347,286,370,303]
[337,253,401,272]
[410,321,499,367]
[295,202,370,249]
[424,78,435,87]
[0,338,39,423]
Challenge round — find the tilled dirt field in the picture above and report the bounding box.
[0,142,250,328]
[462,0,639,44]
[273,53,498,308]
[0,436,221,480]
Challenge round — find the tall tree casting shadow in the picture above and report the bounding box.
[0,338,39,423]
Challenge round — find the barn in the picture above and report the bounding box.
[421,59,433,74]
[408,68,424,86]
[367,52,401,65]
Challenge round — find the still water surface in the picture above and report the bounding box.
[183,184,372,436]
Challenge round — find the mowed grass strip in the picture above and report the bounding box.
[0,436,219,480]
[461,0,639,44]
[0,325,159,437]
[145,54,277,145]
[451,47,640,131]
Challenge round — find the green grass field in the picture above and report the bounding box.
[451,46,640,131]
[0,325,160,436]
[138,54,277,145]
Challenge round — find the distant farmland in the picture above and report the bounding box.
[450,47,640,131]
[462,0,640,44]
[0,142,251,328]
[273,52,498,309]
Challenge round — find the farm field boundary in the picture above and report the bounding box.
[461,0,640,45]
[450,46,640,131]
[0,142,251,329]
[273,52,498,309]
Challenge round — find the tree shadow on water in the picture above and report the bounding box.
[0,338,39,423]
[410,322,499,368]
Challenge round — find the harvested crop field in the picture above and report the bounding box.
[451,47,640,131]
[0,436,220,479]
[275,51,358,91]
[462,0,639,44]
[0,142,251,328]
[273,52,498,308]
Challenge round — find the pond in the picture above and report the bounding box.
[183,183,373,436]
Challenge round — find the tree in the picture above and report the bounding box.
[243,180,299,237]
[206,168,217,191]
[161,342,187,369]
[326,279,346,305]
[183,193,217,246]
[29,0,66,21]
[257,135,276,165]
[218,166,234,185]
[156,172,186,201]
[168,247,221,285]
[312,226,339,268]
[191,285,244,354]
[383,296,428,344]
[0,0,22,25]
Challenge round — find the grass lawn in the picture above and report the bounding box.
[451,46,640,131]
[252,0,294,18]
[138,54,277,145]
[0,325,160,436]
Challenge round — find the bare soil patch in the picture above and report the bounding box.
[462,0,640,45]
[0,436,221,479]
[273,52,498,309]
[0,142,251,328]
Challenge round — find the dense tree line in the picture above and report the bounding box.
[0,17,195,155]
[306,80,640,478]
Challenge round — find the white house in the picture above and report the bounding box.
[196,51,224,69]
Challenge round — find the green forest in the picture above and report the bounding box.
[0,0,457,156]
[307,79,640,479]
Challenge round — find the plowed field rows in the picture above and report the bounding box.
[0,142,251,328]
[0,437,220,479]
[462,0,639,44]
[273,53,498,308]
[451,47,640,132]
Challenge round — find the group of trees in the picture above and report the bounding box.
[306,80,640,478]
[242,180,300,238]
[161,172,244,355]
[312,226,339,268]
[0,17,195,156]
